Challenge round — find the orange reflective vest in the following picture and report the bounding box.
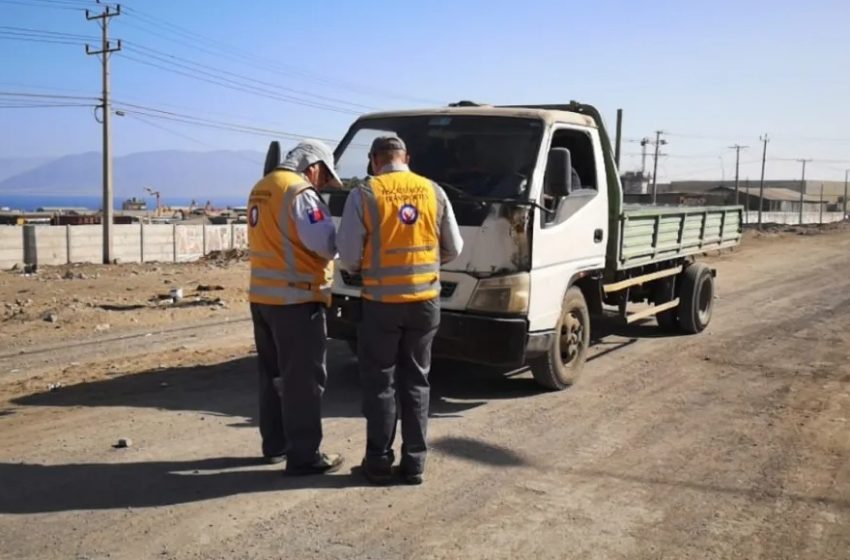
[247,169,333,306]
[360,170,441,303]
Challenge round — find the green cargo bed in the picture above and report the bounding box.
[615,205,743,270]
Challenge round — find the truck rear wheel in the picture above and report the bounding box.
[529,286,589,391]
[679,263,714,333]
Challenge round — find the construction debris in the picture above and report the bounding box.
[197,284,225,292]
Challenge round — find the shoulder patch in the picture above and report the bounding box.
[306,207,325,224]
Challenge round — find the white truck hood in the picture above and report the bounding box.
[328,198,533,310]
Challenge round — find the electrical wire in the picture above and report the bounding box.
[117,52,361,115]
[122,42,376,111]
[117,5,442,106]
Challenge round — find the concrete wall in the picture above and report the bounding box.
[744,211,845,225]
[3,223,249,269]
[32,225,68,266]
[113,224,142,263]
[67,225,102,264]
[204,225,231,254]
[0,227,23,269]
[175,225,204,263]
[142,224,174,263]
[233,224,248,248]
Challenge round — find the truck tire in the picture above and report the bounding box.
[679,263,714,334]
[529,286,590,391]
[652,276,678,331]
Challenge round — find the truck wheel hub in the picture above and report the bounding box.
[560,312,583,364]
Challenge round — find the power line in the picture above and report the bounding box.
[0,103,92,108]
[0,26,99,40]
[0,0,86,11]
[0,34,83,46]
[0,91,98,101]
[117,5,442,106]
[122,113,265,165]
[117,52,361,115]
[112,102,338,144]
[0,81,96,96]
[120,43,372,113]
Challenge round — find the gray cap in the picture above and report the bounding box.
[369,135,407,154]
[278,138,342,187]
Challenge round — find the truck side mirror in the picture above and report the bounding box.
[544,147,572,197]
[263,141,281,176]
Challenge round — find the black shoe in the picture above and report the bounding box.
[403,472,423,485]
[360,459,394,486]
[284,453,343,476]
[396,466,423,485]
[264,454,286,465]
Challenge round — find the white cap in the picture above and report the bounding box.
[279,138,342,187]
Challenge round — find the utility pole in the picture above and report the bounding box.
[639,137,650,176]
[796,158,811,225]
[86,3,122,264]
[844,169,848,220]
[819,184,824,225]
[651,130,667,205]
[729,144,748,205]
[757,134,769,230]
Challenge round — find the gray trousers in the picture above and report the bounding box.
[251,302,327,467]
[358,298,440,475]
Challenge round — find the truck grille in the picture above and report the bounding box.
[340,270,457,299]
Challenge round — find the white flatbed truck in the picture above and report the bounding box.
[319,101,742,390]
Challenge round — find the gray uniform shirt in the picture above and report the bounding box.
[337,163,464,272]
[292,187,337,261]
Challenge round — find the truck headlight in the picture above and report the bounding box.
[468,273,530,314]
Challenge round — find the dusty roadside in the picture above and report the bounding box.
[0,225,848,560]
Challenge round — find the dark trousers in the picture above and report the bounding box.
[358,298,440,475]
[251,302,327,467]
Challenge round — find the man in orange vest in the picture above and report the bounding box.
[247,139,343,476]
[338,136,463,485]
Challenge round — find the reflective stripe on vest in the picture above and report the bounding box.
[247,170,332,306]
[359,171,441,303]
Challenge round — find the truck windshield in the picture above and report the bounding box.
[334,115,543,200]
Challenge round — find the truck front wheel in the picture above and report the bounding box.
[679,263,714,333]
[529,286,590,391]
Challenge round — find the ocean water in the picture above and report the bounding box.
[0,195,247,212]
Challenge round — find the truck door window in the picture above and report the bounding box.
[543,129,597,225]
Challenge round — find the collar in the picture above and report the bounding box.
[377,162,410,174]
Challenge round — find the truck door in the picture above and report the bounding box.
[528,125,609,332]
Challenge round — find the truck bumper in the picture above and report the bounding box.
[327,296,551,369]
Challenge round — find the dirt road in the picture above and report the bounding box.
[1,228,849,560]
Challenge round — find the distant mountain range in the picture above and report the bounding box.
[0,150,266,199]
[0,157,53,183]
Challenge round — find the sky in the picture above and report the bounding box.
[1,0,849,183]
